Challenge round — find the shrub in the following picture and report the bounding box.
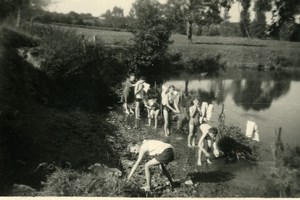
[218,125,261,162]
[269,55,294,69]
[40,164,125,196]
[185,53,226,74]
[21,26,128,111]
[266,144,300,197]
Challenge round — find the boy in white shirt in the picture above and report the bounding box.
[127,140,175,191]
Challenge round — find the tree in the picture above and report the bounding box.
[165,0,234,36]
[239,0,251,38]
[250,0,272,38]
[128,0,173,74]
[269,0,300,40]
[111,6,124,18]
[101,7,126,28]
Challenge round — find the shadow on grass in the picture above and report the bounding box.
[187,171,235,183]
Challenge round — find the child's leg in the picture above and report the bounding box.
[144,158,161,190]
[135,101,140,119]
[163,109,169,136]
[154,110,159,129]
[188,124,194,147]
[197,147,203,166]
[160,164,174,188]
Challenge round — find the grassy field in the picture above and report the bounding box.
[53,24,300,68]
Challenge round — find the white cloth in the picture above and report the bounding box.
[245,121,260,142]
[143,83,150,93]
[206,104,214,121]
[200,102,208,123]
[141,140,173,156]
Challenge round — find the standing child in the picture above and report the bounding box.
[145,98,160,129]
[122,74,136,114]
[134,76,146,120]
[161,85,180,137]
[187,97,202,147]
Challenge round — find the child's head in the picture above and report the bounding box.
[129,74,135,81]
[168,85,175,93]
[148,98,156,106]
[208,127,218,136]
[128,141,141,154]
[139,76,146,83]
[191,96,200,106]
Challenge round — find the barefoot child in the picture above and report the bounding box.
[197,123,220,166]
[187,97,202,147]
[145,98,160,129]
[127,139,175,192]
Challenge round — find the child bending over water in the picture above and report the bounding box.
[145,98,160,129]
[197,123,220,166]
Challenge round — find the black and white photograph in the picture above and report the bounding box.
[0,0,300,198]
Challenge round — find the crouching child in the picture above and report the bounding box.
[197,124,220,166]
[127,139,175,192]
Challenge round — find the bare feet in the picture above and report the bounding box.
[141,186,151,192]
[197,160,202,166]
[206,158,212,164]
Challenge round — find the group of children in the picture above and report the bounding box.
[122,74,180,135]
[122,74,221,192]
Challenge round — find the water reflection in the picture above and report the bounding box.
[166,71,292,111]
[232,79,291,111]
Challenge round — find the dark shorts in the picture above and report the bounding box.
[155,148,175,164]
[135,98,143,103]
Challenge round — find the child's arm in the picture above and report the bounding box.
[213,140,220,157]
[134,82,143,95]
[127,148,145,181]
[189,106,196,118]
[173,94,180,113]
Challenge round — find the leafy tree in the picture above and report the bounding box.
[101,7,126,28]
[250,0,272,38]
[128,0,173,74]
[164,0,234,35]
[269,0,300,40]
[239,0,251,38]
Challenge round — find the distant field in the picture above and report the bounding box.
[54,24,300,68]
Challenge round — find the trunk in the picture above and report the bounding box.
[16,8,22,27]
[30,15,35,27]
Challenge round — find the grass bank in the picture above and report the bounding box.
[46,24,300,69]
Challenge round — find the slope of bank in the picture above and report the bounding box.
[0,27,121,195]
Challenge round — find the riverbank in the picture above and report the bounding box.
[1,26,299,197]
[46,23,300,69]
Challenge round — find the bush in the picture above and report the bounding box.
[269,55,294,69]
[185,53,226,74]
[40,164,125,196]
[218,125,261,162]
[266,145,300,197]
[22,26,128,111]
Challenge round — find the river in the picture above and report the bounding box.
[124,69,300,196]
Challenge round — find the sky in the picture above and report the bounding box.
[47,0,273,23]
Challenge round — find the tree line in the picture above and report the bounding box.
[0,0,299,41]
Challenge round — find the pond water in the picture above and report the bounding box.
[123,69,300,196]
[164,69,300,152]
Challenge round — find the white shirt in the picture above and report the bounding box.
[140,140,173,156]
[200,123,211,134]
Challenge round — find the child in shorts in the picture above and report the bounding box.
[145,98,160,129]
